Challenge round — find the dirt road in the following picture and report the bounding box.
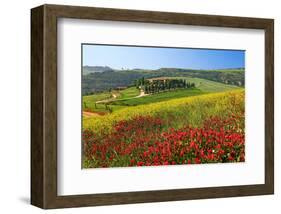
[83,111,102,117]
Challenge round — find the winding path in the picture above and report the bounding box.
[135,89,148,98]
[96,90,148,104]
[95,93,118,104]
[84,90,150,118]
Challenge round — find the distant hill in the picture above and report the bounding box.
[83,66,113,74]
[82,67,245,94]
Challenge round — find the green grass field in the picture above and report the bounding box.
[83,92,112,113]
[119,87,139,99]
[82,77,242,114]
[172,77,240,92]
[83,87,140,113]
[189,78,240,92]
[109,88,204,106]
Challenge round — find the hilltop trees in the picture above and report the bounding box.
[135,78,196,94]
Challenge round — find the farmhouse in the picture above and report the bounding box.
[115,86,127,90]
[147,77,171,83]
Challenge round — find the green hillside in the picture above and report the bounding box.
[109,88,204,106]
[83,77,241,114]
[182,77,240,92]
[82,67,244,94]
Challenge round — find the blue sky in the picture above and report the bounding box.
[82,44,245,70]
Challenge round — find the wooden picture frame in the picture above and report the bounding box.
[31,4,274,209]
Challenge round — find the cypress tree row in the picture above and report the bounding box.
[135,78,195,94]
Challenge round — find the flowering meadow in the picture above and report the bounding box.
[83,90,245,168]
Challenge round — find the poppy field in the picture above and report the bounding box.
[82,90,245,168]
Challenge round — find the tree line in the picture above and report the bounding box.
[135,77,195,94]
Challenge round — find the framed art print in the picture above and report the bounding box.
[31,4,274,209]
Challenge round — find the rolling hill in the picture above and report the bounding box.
[83,77,241,114]
[82,67,244,94]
